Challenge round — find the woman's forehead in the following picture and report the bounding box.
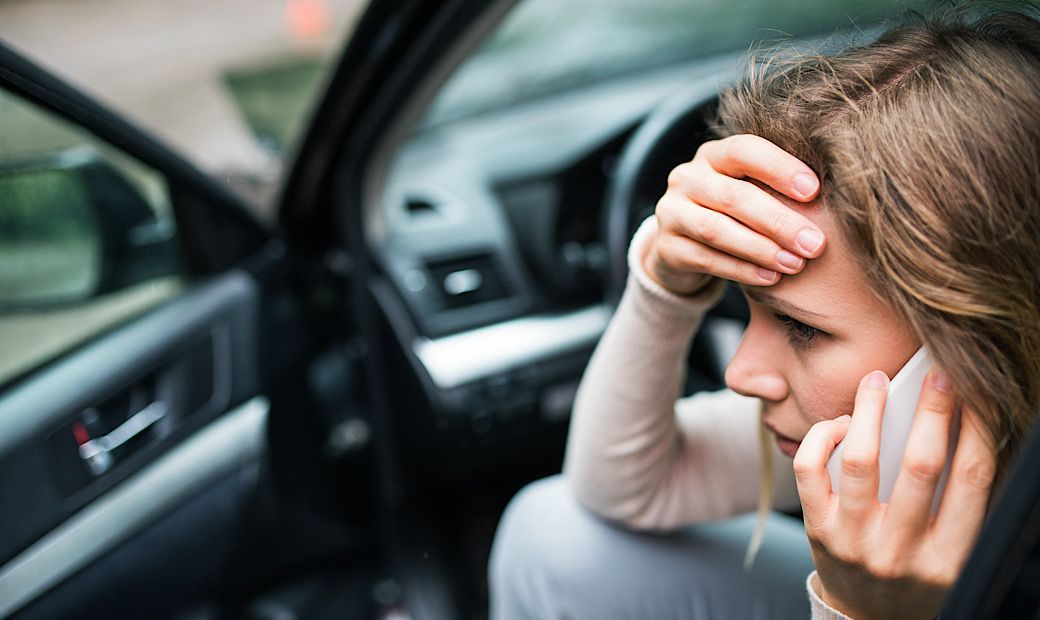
[771,202,888,328]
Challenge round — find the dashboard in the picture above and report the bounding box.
[369,56,744,460]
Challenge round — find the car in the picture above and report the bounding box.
[1,0,1038,618]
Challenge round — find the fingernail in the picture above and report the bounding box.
[793,173,819,198]
[796,228,824,255]
[865,370,888,389]
[931,370,951,393]
[836,414,852,423]
[757,267,779,283]
[776,249,805,271]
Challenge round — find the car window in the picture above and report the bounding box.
[0,0,370,220]
[426,0,933,126]
[0,87,183,385]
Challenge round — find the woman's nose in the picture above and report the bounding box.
[724,329,788,402]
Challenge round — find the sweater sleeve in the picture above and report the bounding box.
[807,572,853,619]
[563,216,800,530]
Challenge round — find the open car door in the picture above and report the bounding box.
[0,39,279,618]
[0,1,504,616]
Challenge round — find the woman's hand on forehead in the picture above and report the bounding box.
[644,134,827,296]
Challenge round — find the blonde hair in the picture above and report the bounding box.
[722,4,1040,566]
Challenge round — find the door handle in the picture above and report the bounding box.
[78,401,168,476]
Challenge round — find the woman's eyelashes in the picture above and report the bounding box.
[773,313,824,349]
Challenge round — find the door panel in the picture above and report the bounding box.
[0,271,263,616]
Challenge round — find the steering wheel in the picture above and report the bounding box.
[601,77,749,391]
[603,79,725,303]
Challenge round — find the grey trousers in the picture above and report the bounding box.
[489,476,815,619]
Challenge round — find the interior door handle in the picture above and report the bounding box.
[78,401,168,475]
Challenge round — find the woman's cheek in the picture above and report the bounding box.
[790,359,860,432]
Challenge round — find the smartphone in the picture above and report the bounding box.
[826,347,960,513]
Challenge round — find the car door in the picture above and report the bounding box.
[0,38,279,618]
[0,1,508,617]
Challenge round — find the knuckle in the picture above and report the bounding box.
[792,456,815,480]
[864,554,903,581]
[723,134,753,158]
[659,236,703,272]
[828,542,865,568]
[713,180,739,209]
[917,562,957,590]
[693,212,722,244]
[934,563,961,589]
[667,162,695,189]
[693,140,715,162]
[655,234,681,264]
[904,455,944,485]
[654,199,676,227]
[841,451,877,479]
[920,400,954,418]
[683,248,709,272]
[955,456,997,492]
[666,166,683,188]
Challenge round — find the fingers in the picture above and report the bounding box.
[887,369,957,540]
[794,415,853,528]
[656,194,807,277]
[652,134,825,289]
[932,405,997,555]
[683,168,826,259]
[654,230,781,286]
[697,134,821,202]
[838,371,888,522]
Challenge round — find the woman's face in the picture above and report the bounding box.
[724,192,919,458]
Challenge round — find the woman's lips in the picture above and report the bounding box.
[764,421,802,458]
[773,435,801,458]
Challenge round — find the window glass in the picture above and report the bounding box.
[426,0,933,125]
[0,0,369,220]
[0,88,182,384]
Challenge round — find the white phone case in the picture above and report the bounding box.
[826,347,960,513]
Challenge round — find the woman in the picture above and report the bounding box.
[490,5,1040,619]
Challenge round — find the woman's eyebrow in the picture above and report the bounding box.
[741,286,829,320]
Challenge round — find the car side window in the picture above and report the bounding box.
[0,88,183,384]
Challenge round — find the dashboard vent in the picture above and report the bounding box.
[405,197,438,216]
[424,253,512,310]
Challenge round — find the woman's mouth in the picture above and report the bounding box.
[764,422,802,458]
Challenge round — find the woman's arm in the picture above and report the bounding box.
[564,135,822,529]
[563,215,799,530]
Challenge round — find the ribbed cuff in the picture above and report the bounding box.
[626,215,725,322]
[807,571,853,620]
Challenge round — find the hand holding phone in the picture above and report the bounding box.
[826,347,961,513]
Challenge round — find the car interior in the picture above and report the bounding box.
[1,0,1040,618]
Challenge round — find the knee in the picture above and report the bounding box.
[491,475,574,577]
[489,475,589,618]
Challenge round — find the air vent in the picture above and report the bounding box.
[423,253,512,310]
[405,197,438,216]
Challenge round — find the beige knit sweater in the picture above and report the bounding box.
[563,216,849,619]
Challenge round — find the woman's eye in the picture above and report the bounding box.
[774,313,822,349]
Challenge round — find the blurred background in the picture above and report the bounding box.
[0,0,367,219]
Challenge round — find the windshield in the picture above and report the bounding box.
[0,0,368,220]
[426,0,932,126]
